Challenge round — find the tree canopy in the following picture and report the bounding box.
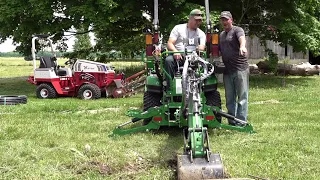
[0,0,319,56]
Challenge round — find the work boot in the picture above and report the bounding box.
[228,119,236,126]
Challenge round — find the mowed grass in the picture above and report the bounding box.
[0,57,144,78]
[0,57,34,78]
[0,57,320,179]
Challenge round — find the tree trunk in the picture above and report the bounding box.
[277,62,320,76]
[251,61,320,76]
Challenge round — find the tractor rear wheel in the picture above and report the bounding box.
[36,83,58,99]
[78,83,101,100]
[205,90,222,123]
[143,91,162,125]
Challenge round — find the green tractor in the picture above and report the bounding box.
[113,0,255,179]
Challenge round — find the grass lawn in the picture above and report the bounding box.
[0,57,144,78]
[0,57,320,179]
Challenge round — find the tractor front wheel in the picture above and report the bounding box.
[78,83,101,100]
[205,90,222,123]
[143,91,162,125]
[36,83,58,99]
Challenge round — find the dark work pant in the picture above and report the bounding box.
[164,55,184,90]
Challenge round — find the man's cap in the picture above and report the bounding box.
[190,9,203,20]
[220,11,232,19]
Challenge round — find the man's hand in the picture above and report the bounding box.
[198,45,206,51]
[240,46,247,56]
[173,53,182,61]
[239,36,247,56]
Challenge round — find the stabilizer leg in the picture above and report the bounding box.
[112,107,163,135]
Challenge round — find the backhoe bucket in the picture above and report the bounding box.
[177,153,224,180]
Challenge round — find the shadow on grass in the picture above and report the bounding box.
[152,126,185,180]
[109,124,183,179]
[249,74,317,89]
[0,76,35,96]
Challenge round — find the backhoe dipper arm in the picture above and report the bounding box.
[181,52,215,159]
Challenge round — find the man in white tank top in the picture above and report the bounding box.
[164,9,206,90]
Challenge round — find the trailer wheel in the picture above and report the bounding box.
[78,83,101,100]
[36,83,57,99]
[143,91,162,125]
[0,95,27,105]
[205,90,222,123]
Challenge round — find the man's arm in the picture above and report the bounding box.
[236,27,247,56]
[198,31,206,51]
[239,36,246,49]
[239,36,247,56]
[167,29,182,60]
[167,38,178,51]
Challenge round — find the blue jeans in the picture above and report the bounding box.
[223,68,249,124]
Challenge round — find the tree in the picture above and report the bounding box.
[0,0,319,56]
[71,26,92,59]
[73,29,92,52]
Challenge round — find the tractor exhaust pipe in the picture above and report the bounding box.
[205,0,212,57]
[153,0,159,31]
[205,0,210,30]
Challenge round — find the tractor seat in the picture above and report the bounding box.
[39,56,67,76]
[57,69,67,76]
[39,56,56,68]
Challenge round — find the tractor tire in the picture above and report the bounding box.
[36,83,58,99]
[78,83,101,100]
[0,95,27,105]
[143,91,162,125]
[205,90,222,123]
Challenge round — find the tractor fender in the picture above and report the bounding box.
[50,79,63,94]
[37,79,63,94]
[145,76,162,93]
[203,75,218,92]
